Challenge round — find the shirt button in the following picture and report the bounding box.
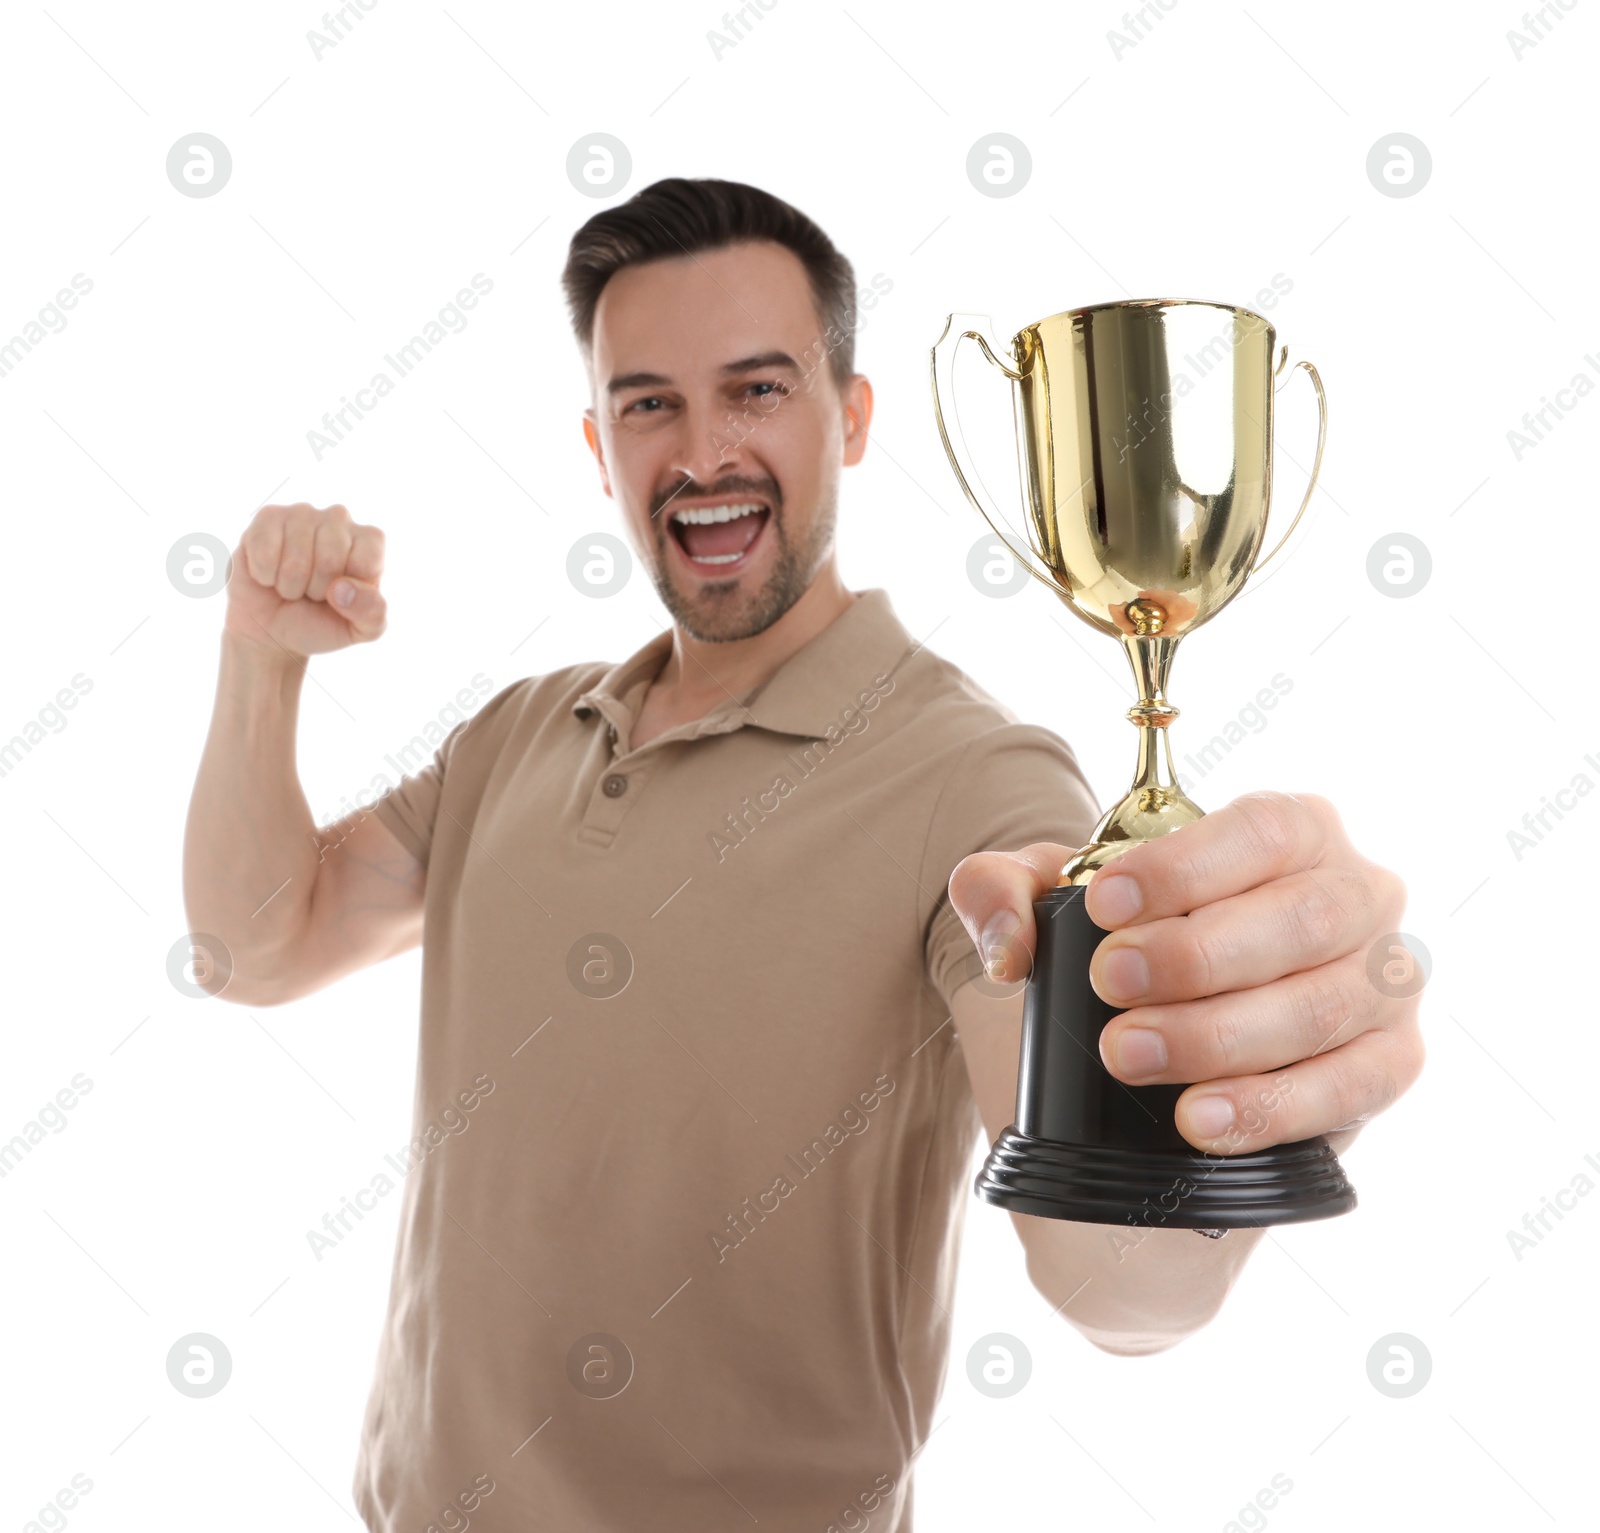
[602,773,628,798]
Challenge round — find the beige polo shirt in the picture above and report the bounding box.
[353,586,1099,1532]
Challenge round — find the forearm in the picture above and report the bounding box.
[182,632,319,999]
[1019,1119,1366,1351]
[953,975,1371,1353]
[1016,1213,1267,1354]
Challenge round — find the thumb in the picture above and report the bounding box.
[948,842,1080,984]
[327,576,387,641]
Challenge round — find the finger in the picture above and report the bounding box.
[1171,1019,1425,1155]
[1084,790,1337,931]
[1090,861,1402,1007]
[241,504,289,588]
[946,842,1081,983]
[275,505,321,602]
[327,576,387,642]
[1097,948,1384,1085]
[346,521,385,583]
[305,504,354,602]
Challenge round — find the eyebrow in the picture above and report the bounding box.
[606,370,671,395]
[605,350,802,395]
[720,350,800,375]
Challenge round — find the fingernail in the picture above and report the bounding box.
[1099,946,1149,1002]
[332,581,354,607]
[1186,1094,1235,1139]
[1112,1026,1167,1078]
[980,910,1022,982]
[1090,873,1142,927]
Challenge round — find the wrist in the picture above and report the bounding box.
[221,623,304,672]
[219,627,308,702]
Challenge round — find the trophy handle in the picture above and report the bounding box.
[1252,348,1329,573]
[930,313,1063,597]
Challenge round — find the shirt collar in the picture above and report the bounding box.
[572,587,917,743]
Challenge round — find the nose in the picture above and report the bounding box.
[665,393,750,493]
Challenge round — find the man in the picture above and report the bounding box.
[184,177,1423,1530]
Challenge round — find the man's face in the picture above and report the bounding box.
[582,239,872,643]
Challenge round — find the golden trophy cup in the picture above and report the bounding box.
[931,298,1358,1230]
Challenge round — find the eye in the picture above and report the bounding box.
[625,395,666,414]
[747,381,788,399]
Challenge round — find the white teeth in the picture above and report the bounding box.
[672,502,765,525]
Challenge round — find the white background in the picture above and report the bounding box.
[1,1,1593,1528]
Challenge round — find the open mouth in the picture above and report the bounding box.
[667,500,771,571]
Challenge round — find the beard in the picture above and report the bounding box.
[646,473,836,644]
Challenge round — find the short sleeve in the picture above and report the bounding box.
[370,715,477,870]
[919,722,1102,1009]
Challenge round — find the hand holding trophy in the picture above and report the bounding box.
[931,298,1357,1231]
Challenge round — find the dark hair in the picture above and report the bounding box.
[561,177,858,388]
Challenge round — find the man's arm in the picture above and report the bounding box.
[953,976,1265,1356]
[182,502,423,1006]
[950,797,1424,1354]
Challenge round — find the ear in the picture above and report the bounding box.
[839,374,874,467]
[582,408,614,499]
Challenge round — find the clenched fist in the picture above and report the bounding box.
[226,502,387,660]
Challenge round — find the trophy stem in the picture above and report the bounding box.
[1059,618,1205,886]
[1123,631,1185,800]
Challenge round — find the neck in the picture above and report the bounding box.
[652,561,855,714]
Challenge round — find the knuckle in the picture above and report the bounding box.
[1392,1023,1427,1092]
[1292,967,1362,1055]
[1329,1048,1399,1129]
[948,852,1018,916]
[1374,862,1407,918]
[946,853,987,907]
[316,529,352,568]
[1340,864,1384,919]
[1201,1002,1252,1072]
[1182,922,1232,999]
[1234,791,1302,862]
[1291,790,1338,826]
[1282,876,1347,952]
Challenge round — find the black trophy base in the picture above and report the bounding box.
[975,883,1358,1231]
[976,1126,1357,1229]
